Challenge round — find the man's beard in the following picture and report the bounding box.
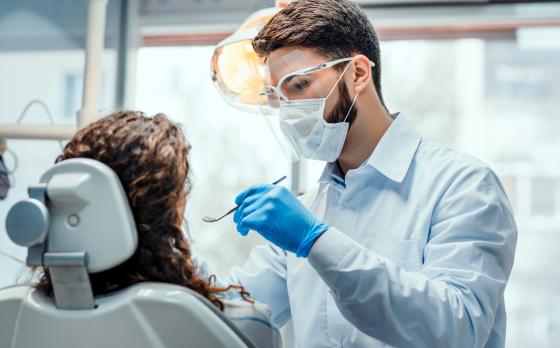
[325,80,358,126]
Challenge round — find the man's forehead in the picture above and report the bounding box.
[265,48,324,85]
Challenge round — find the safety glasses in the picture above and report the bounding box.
[261,57,375,108]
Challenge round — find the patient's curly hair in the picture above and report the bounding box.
[36,110,247,310]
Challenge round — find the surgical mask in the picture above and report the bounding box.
[278,62,359,162]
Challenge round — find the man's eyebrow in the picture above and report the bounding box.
[284,75,295,83]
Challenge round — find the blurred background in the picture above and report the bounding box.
[1,1,559,347]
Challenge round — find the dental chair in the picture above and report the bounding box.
[0,158,256,348]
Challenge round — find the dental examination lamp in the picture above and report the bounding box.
[210,1,302,165]
[0,159,256,348]
[211,1,294,113]
[210,8,276,113]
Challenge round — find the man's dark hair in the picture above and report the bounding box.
[253,0,385,107]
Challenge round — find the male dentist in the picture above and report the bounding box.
[230,1,517,347]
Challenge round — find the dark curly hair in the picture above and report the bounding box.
[36,110,247,310]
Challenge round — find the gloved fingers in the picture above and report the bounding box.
[264,185,294,208]
[235,195,272,236]
[235,184,273,206]
[236,221,251,236]
[233,194,260,224]
[237,196,271,223]
[237,209,268,238]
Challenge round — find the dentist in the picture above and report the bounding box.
[231,1,517,347]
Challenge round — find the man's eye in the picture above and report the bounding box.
[295,80,308,90]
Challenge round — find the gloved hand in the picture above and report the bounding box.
[233,184,329,257]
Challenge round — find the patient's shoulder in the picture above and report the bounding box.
[222,297,282,348]
[222,296,272,321]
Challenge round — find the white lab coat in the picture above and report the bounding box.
[227,115,517,348]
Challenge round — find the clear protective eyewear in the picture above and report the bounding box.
[235,54,374,163]
[261,57,375,108]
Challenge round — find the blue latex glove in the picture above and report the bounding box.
[233,184,329,257]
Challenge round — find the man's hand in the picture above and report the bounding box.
[233,184,329,257]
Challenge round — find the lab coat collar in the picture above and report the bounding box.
[319,113,421,184]
[366,113,422,183]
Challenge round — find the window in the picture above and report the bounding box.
[135,46,289,278]
[0,0,121,288]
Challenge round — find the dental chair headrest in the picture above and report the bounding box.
[42,158,138,272]
[7,158,138,273]
[6,158,138,309]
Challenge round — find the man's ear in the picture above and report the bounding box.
[351,54,372,94]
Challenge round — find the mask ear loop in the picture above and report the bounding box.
[325,60,353,100]
[342,91,360,123]
[341,59,375,122]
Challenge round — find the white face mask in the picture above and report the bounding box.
[278,63,359,162]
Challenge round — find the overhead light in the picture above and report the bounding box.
[210,7,278,113]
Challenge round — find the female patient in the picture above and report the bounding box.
[35,110,280,347]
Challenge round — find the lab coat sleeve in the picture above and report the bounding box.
[308,167,517,348]
[230,243,292,328]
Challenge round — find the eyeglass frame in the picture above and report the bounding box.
[261,57,375,104]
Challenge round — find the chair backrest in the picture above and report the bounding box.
[1,158,253,348]
[0,283,251,348]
